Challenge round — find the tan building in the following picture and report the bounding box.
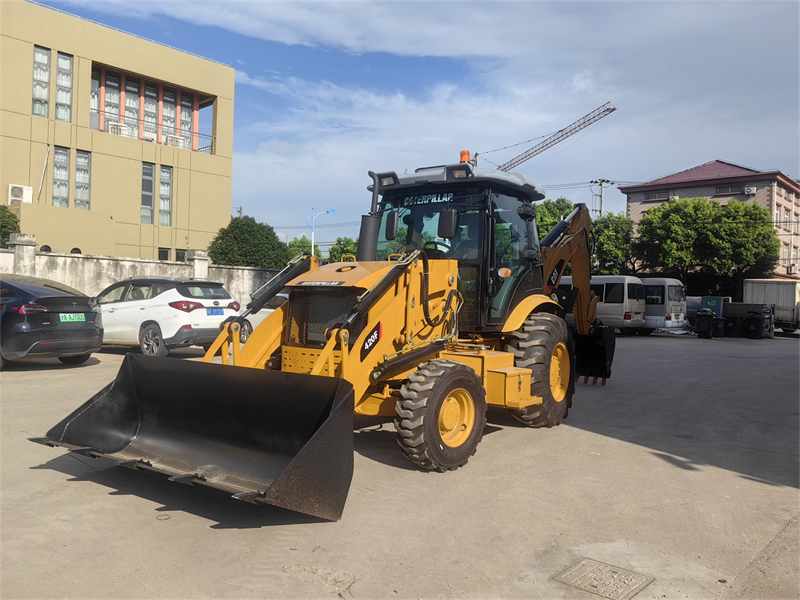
[1,0,235,260]
[620,160,800,279]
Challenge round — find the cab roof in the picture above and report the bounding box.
[370,161,546,202]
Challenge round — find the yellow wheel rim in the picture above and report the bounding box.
[550,342,570,403]
[438,388,475,448]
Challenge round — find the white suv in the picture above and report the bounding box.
[94,277,241,356]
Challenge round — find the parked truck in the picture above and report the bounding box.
[743,279,800,332]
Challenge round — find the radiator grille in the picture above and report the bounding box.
[287,287,365,347]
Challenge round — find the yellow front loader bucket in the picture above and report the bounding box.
[31,354,355,521]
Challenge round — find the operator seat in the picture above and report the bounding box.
[450,221,480,260]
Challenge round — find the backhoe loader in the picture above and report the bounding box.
[33,154,614,521]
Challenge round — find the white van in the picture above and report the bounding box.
[639,277,686,334]
[559,275,645,334]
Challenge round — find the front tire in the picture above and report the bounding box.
[395,360,487,472]
[140,324,169,357]
[637,328,654,336]
[58,353,91,365]
[505,313,575,427]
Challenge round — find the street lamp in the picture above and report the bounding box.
[308,208,336,258]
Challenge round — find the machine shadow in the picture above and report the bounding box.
[31,454,327,529]
[564,334,800,489]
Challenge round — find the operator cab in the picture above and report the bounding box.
[368,161,547,333]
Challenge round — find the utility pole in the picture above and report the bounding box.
[591,179,615,216]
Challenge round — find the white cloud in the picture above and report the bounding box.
[56,0,798,243]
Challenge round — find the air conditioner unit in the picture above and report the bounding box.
[669,196,679,201]
[744,186,757,195]
[165,135,184,149]
[106,121,122,135]
[8,184,33,204]
[788,265,797,274]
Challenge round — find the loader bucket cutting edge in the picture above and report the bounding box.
[32,353,355,521]
[573,325,615,380]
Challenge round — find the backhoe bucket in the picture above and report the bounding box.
[573,325,615,380]
[31,354,355,521]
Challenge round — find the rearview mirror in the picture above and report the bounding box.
[385,211,399,241]
[438,209,458,239]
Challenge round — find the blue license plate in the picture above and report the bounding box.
[206,308,224,316]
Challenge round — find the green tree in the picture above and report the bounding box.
[287,235,322,259]
[0,205,20,248]
[633,197,779,297]
[207,216,290,268]
[592,212,635,274]
[328,237,359,262]
[536,197,575,238]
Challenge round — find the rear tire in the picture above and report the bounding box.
[505,313,574,427]
[58,353,91,365]
[395,360,487,472]
[140,324,169,357]
[637,328,654,336]
[620,327,638,335]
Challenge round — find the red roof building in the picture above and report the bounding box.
[619,160,800,279]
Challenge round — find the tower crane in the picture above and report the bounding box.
[484,102,616,172]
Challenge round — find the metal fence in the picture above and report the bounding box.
[90,109,214,154]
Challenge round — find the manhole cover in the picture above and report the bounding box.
[553,558,654,600]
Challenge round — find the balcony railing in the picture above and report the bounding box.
[90,108,214,154]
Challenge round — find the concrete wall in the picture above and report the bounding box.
[3,234,279,305]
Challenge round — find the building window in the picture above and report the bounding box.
[158,248,171,261]
[90,67,100,130]
[52,147,70,207]
[646,192,668,200]
[159,166,172,226]
[783,244,789,266]
[162,88,176,139]
[32,46,50,118]
[175,249,187,262]
[75,151,91,210]
[795,213,799,234]
[775,204,781,226]
[180,92,194,149]
[143,84,158,142]
[785,208,792,229]
[125,77,140,133]
[715,186,742,195]
[792,247,798,267]
[55,52,73,122]
[104,72,121,127]
[141,163,154,224]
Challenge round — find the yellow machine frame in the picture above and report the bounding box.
[204,254,552,416]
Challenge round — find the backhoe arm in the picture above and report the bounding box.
[539,203,597,336]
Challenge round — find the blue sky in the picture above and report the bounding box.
[42,1,800,249]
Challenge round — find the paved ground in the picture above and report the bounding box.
[2,332,798,599]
